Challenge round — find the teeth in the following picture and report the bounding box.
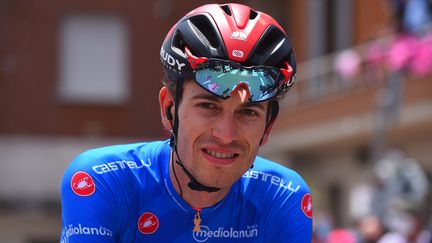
[206,149,235,159]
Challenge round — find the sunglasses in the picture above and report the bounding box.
[185,47,294,102]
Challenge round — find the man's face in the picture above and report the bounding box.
[175,81,269,189]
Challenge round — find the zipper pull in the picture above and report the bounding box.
[193,208,202,232]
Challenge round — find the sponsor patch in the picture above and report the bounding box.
[232,50,244,58]
[138,212,159,234]
[301,193,313,218]
[230,31,248,41]
[71,171,95,196]
[242,170,301,193]
[61,223,113,242]
[193,225,258,242]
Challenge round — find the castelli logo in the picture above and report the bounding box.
[71,171,95,196]
[301,193,313,218]
[138,212,159,234]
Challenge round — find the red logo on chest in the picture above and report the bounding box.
[71,171,96,196]
[138,212,159,234]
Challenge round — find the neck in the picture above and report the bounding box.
[169,152,230,209]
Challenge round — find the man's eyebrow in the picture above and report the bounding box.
[191,93,267,111]
[191,93,222,102]
[242,102,266,111]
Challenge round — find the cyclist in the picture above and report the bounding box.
[61,3,312,242]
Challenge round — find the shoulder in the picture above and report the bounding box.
[60,140,171,240]
[240,156,312,216]
[243,156,310,195]
[70,140,168,166]
[64,140,169,175]
[61,140,170,199]
[240,156,313,241]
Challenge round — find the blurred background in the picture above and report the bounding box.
[0,0,431,242]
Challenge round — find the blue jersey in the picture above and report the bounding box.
[60,140,312,242]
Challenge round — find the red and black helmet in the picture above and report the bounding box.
[160,3,297,97]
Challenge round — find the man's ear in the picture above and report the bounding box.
[159,86,174,131]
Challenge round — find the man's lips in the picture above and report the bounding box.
[204,149,237,159]
[201,148,240,165]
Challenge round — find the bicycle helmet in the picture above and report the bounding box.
[160,3,297,99]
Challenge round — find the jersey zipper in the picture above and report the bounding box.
[192,208,202,232]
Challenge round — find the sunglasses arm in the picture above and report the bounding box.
[185,47,208,69]
[281,62,293,85]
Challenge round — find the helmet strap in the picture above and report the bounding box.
[169,79,183,149]
[259,100,279,146]
[169,79,221,193]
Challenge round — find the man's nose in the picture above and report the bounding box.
[211,112,238,144]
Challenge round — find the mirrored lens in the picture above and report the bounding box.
[194,60,282,102]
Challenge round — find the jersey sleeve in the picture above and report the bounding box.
[265,170,313,242]
[60,152,122,243]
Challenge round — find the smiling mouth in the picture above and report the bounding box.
[203,149,239,159]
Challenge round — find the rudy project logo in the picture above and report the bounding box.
[160,47,186,71]
[138,212,159,234]
[193,225,258,242]
[301,193,313,218]
[71,171,95,196]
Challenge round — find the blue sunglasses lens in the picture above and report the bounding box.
[194,60,282,102]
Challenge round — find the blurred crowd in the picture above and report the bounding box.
[313,147,431,243]
[333,0,432,84]
[313,1,432,242]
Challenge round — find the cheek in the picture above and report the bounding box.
[177,114,205,149]
[180,115,198,136]
[180,112,211,136]
[242,123,266,145]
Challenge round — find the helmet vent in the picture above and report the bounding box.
[189,15,220,49]
[256,28,284,56]
[249,9,258,19]
[248,26,288,66]
[220,4,232,16]
[171,30,185,55]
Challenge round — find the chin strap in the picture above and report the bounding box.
[170,136,221,193]
[169,79,221,193]
[175,157,221,192]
